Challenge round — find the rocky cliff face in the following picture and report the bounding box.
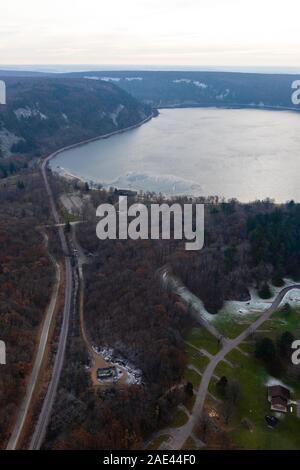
[0,76,152,172]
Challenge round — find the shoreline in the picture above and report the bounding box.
[158,103,300,113]
[46,106,300,202]
[43,112,154,170]
[45,102,299,173]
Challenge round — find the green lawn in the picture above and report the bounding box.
[185,327,220,355]
[170,409,189,428]
[185,344,210,374]
[185,368,202,388]
[61,208,79,223]
[226,348,245,363]
[238,342,255,355]
[211,348,300,449]
[262,308,300,339]
[212,312,260,339]
[208,376,219,396]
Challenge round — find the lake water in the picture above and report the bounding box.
[50,108,300,202]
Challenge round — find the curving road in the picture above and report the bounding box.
[6,115,153,450]
[6,234,61,450]
[162,282,300,450]
[29,116,154,449]
[29,155,74,450]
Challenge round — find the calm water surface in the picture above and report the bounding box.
[51,108,300,202]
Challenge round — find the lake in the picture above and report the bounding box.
[50,108,300,202]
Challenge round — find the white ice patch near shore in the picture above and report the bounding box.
[110,171,202,195]
[52,167,202,196]
[93,346,142,385]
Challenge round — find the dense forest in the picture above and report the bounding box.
[0,172,53,448]
[1,70,300,451]
[67,70,300,110]
[44,186,300,449]
[169,199,300,313]
[44,188,192,449]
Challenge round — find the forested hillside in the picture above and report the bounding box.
[67,70,300,110]
[170,200,300,313]
[44,186,300,449]
[0,76,152,177]
[44,188,190,450]
[0,172,53,447]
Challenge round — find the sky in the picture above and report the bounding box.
[0,0,300,68]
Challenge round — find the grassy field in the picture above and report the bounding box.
[61,208,79,223]
[185,327,220,355]
[211,344,300,449]
[185,368,202,388]
[170,409,189,428]
[261,307,300,339]
[184,305,300,449]
[212,312,260,339]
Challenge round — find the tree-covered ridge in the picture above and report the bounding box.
[247,204,300,279]
[67,70,300,110]
[0,77,152,177]
[170,200,300,313]
[0,173,54,447]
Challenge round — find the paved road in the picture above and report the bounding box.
[162,283,300,450]
[29,155,74,450]
[8,116,153,450]
[6,234,61,450]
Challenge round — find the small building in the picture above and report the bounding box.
[97,366,117,381]
[114,189,137,197]
[268,385,291,413]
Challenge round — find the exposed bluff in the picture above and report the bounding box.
[0,77,152,176]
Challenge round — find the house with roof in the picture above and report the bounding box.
[267,385,291,413]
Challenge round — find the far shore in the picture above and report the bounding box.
[158,103,300,113]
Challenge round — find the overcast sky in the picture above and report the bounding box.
[0,0,299,67]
